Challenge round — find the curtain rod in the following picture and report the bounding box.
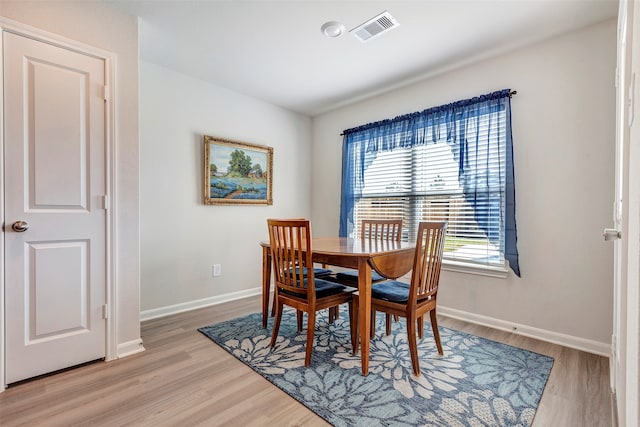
[340,90,517,136]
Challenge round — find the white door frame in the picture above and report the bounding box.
[614,1,640,424]
[624,1,639,422]
[0,17,118,389]
[613,0,629,400]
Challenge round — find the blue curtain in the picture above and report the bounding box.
[339,89,520,276]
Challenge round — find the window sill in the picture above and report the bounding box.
[442,259,509,278]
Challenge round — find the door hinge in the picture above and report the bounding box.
[102,304,109,319]
[103,85,109,102]
[103,195,109,210]
[604,228,621,241]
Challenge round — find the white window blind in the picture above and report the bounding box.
[351,111,507,267]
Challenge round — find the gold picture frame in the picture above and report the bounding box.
[204,135,273,205]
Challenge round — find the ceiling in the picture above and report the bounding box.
[107,0,618,116]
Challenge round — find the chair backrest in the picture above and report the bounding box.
[267,219,315,297]
[361,219,402,242]
[409,221,447,306]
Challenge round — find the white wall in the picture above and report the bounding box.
[312,20,617,348]
[140,62,312,313]
[0,2,141,352]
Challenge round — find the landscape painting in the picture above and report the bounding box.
[204,136,273,205]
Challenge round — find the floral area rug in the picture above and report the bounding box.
[198,308,553,427]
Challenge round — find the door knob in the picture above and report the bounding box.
[12,220,29,232]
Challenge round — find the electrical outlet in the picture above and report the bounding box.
[212,264,222,277]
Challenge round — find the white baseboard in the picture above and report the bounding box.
[138,291,610,357]
[438,306,611,357]
[117,339,145,358]
[140,287,263,322]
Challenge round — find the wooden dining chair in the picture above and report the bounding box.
[335,219,403,284]
[352,221,447,376]
[331,219,403,323]
[267,219,355,366]
[269,218,333,318]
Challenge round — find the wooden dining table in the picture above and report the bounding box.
[260,237,416,375]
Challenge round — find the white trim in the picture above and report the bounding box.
[140,291,611,357]
[0,18,117,389]
[104,51,119,362]
[117,339,145,358]
[442,259,509,279]
[625,1,640,422]
[0,30,6,392]
[438,306,611,357]
[0,17,112,59]
[140,288,263,322]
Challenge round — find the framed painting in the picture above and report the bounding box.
[204,135,273,205]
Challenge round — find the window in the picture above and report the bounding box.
[340,90,520,276]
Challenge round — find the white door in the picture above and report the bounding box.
[610,0,629,401]
[3,32,107,383]
[611,1,640,424]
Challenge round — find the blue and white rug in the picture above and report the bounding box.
[198,308,553,427]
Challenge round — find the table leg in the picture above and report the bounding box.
[358,258,372,375]
[262,246,272,328]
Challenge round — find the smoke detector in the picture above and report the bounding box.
[321,21,346,38]
[350,11,399,42]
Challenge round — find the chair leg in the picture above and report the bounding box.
[351,296,359,355]
[297,310,304,332]
[385,313,392,336]
[328,306,339,323]
[417,315,424,339]
[270,291,277,317]
[305,310,316,366]
[430,309,443,355]
[370,310,376,339]
[270,300,284,348]
[406,313,421,376]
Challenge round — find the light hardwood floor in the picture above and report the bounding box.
[0,295,613,426]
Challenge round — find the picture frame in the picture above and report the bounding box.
[204,135,273,205]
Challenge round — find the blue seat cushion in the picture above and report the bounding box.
[281,278,350,298]
[371,281,410,303]
[291,267,334,277]
[336,270,385,282]
[312,267,334,277]
[313,278,351,297]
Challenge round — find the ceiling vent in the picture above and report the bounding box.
[350,11,399,42]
